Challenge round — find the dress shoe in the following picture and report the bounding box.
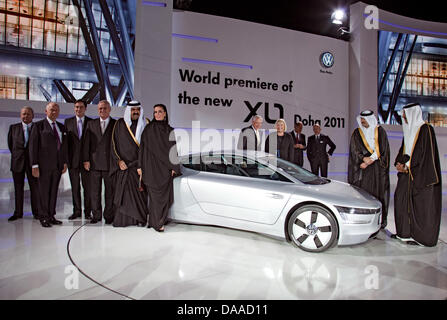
[84,214,92,220]
[105,219,113,225]
[8,215,22,222]
[90,218,101,224]
[68,214,81,220]
[49,217,62,225]
[40,219,52,228]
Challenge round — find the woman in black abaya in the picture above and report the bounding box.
[138,104,180,232]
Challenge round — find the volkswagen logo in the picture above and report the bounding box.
[320,52,334,68]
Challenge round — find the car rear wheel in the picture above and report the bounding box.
[287,205,338,253]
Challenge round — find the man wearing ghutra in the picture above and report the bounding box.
[392,103,442,247]
[110,100,149,227]
[348,110,390,229]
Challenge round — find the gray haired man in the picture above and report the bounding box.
[237,115,263,151]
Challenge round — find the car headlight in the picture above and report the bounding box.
[334,206,380,224]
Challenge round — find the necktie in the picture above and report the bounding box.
[101,120,105,135]
[295,132,299,144]
[78,119,82,139]
[52,122,61,150]
[24,125,29,147]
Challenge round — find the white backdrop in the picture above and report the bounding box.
[171,12,349,131]
[168,11,350,177]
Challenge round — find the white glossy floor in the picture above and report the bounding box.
[0,195,446,300]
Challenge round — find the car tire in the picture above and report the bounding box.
[287,205,339,253]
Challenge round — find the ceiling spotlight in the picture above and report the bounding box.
[331,9,346,25]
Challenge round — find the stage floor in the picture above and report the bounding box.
[0,196,446,300]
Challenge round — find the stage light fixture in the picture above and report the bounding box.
[331,9,346,25]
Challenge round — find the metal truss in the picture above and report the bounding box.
[53,0,135,106]
[378,32,418,123]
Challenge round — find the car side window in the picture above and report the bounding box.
[181,154,228,174]
[202,155,227,174]
[182,154,292,182]
[223,155,292,182]
[181,155,202,171]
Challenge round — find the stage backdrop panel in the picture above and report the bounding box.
[168,11,349,176]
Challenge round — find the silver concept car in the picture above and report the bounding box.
[170,150,382,253]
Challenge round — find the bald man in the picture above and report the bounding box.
[29,102,68,228]
[306,124,336,177]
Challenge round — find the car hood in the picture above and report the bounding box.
[290,180,381,209]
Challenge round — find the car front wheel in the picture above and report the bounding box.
[287,205,338,253]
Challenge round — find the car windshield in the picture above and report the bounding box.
[259,156,329,185]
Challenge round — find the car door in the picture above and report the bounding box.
[186,153,292,225]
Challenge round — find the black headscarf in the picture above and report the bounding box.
[139,103,180,189]
[153,103,169,124]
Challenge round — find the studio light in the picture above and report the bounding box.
[331,9,346,25]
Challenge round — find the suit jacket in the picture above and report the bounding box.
[8,122,34,172]
[264,132,295,162]
[64,116,92,169]
[83,118,116,171]
[29,119,68,172]
[290,130,306,165]
[237,126,261,151]
[307,134,336,164]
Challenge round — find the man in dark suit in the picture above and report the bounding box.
[237,115,263,151]
[64,100,92,220]
[290,121,306,167]
[29,102,68,228]
[7,106,40,221]
[307,124,336,177]
[83,100,116,224]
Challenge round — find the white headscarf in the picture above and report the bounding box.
[401,103,425,156]
[124,100,146,144]
[356,110,378,154]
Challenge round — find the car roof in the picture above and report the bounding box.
[179,149,273,159]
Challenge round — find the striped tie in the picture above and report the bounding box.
[52,122,61,150]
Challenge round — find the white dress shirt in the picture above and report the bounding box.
[100,117,110,134]
[76,115,85,137]
[47,117,62,142]
[32,118,62,169]
[251,125,260,148]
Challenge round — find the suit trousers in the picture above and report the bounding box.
[68,167,91,217]
[12,167,40,217]
[38,169,62,218]
[90,169,114,221]
[310,158,328,178]
[293,153,304,167]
